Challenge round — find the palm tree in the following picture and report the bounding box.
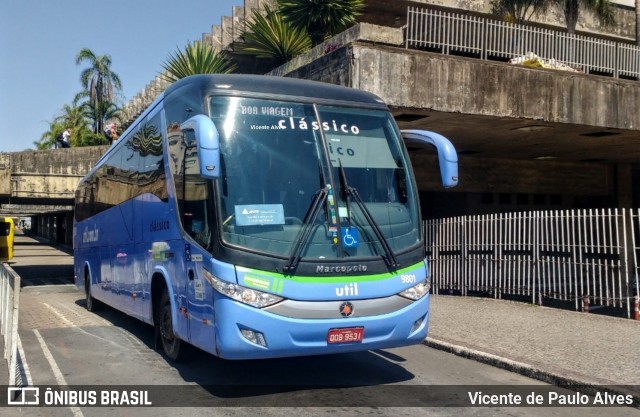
[76,48,122,135]
[161,41,236,83]
[55,101,87,132]
[54,101,92,147]
[559,0,615,34]
[276,0,364,47]
[490,0,550,24]
[79,100,123,145]
[34,120,65,150]
[237,5,312,67]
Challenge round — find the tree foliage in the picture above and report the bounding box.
[491,0,615,33]
[34,120,65,150]
[161,41,236,83]
[490,0,550,23]
[76,48,123,135]
[237,5,311,66]
[276,0,364,47]
[560,0,615,34]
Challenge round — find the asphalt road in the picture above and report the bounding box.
[3,234,638,416]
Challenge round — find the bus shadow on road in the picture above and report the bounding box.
[74,296,419,405]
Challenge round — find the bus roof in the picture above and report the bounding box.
[164,74,389,109]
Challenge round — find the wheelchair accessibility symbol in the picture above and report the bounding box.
[341,227,359,248]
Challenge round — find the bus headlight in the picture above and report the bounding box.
[205,270,283,308]
[398,279,431,301]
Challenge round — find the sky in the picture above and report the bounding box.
[0,0,241,152]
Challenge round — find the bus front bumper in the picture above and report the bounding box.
[212,294,429,360]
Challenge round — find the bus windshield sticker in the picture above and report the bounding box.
[326,135,396,169]
[192,220,202,234]
[194,279,205,300]
[235,204,285,226]
[341,226,359,248]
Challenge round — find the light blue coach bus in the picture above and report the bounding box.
[74,74,458,360]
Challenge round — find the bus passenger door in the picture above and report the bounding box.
[180,145,215,351]
[185,243,215,352]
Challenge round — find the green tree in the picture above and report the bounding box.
[54,101,92,147]
[559,0,615,34]
[76,48,122,135]
[34,120,65,150]
[490,0,550,23]
[276,0,364,47]
[75,90,123,145]
[34,100,96,149]
[237,5,311,67]
[161,41,236,83]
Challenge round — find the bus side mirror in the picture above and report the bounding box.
[401,129,458,188]
[180,114,220,179]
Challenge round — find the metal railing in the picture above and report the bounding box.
[406,6,640,79]
[1,262,20,386]
[426,209,640,318]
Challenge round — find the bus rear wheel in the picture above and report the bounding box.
[158,287,182,361]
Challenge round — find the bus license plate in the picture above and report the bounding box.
[327,327,364,344]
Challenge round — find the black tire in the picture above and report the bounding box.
[85,276,100,312]
[158,287,182,361]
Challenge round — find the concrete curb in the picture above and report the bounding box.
[424,338,640,409]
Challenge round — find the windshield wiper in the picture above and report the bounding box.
[338,163,399,269]
[284,165,329,273]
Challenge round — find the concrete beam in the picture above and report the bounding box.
[0,204,72,216]
[411,154,614,195]
[351,46,640,131]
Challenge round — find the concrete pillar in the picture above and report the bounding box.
[48,215,55,241]
[212,25,222,51]
[617,164,633,209]
[616,163,635,289]
[65,213,73,246]
[222,15,233,48]
[232,6,245,40]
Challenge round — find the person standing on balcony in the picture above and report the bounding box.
[60,128,71,148]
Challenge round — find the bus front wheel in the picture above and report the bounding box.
[85,276,99,312]
[158,288,182,361]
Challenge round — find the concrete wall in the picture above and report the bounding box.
[411,154,614,196]
[393,0,635,39]
[0,154,10,196]
[121,0,640,124]
[269,23,640,132]
[265,23,635,203]
[5,146,107,200]
[352,45,640,130]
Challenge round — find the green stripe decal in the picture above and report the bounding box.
[237,262,424,284]
[244,276,271,291]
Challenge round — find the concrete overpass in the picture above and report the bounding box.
[0,146,107,243]
[4,19,640,240]
[119,0,640,218]
[265,23,640,217]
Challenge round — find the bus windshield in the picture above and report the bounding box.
[211,96,420,260]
